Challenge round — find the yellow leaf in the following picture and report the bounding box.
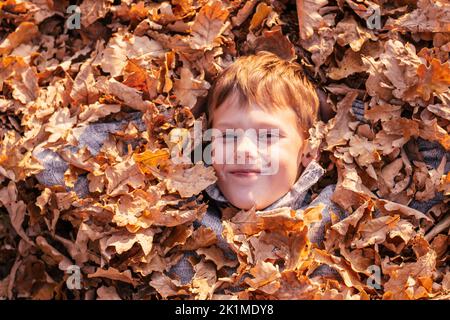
[249,2,272,30]
[133,149,170,169]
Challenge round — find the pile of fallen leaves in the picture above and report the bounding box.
[0,0,449,300]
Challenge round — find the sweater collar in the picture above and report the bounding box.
[204,159,326,211]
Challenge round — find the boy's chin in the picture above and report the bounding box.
[227,196,269,211]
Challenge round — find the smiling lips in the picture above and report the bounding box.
[228,169,261,178]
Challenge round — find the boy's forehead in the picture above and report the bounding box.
[212,104,297,129]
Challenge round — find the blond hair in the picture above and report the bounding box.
[205,51,319,138]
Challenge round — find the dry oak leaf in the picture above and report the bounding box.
[408,58,450,101]
[331,200,373,236]
[348,135,381,167]
[325,91,358,150]
[0,181,33,245]
[376,199,434,223]
[249,2,272,31]
[244,260,281,295]
[55,222,105,266]
[352,215,401,248]
[133,148,171,175]
[312,248,366,290]
[380,40,423,100]
[0,21,39,55]
[163,162,217,198]
[106,228,156,256]
[78,102,121,124]
[105,157,146,197]
[96,286,121,300]
[232,0,258,27]
[0,131,44,181]
[100,32,165,77]
[427,104,450,121]
[328,48,368,80]
[122,59,160,99]
[161,224,193,254]
[79,0,113,28]
[112,189,161,229]
[300,27,336,73]
[363,40,423,101]
[335,15,377,52]
[97,77,157,112]
[271,272,318,299]
[144,205,208,228]
[184,226,218,250]
[383,118,420,139]
[88,267,139,287]
[419,117,450,151]
[331,163,374,210]
[328,41,383,80]
[44,108,77,143]
[70,58,101,105]
[229,206,305,236]
[383,250,437,299]
[197,246,238,270]
[189,0,230,50]
[173,67,211,109]
[150,272,189,299]
[296,0,329,40]
[249,25,297,62]
[385,0,450,33]
[0,56,39,104]
[35,236,73,270]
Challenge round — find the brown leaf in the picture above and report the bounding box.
[70,58,101,105]
[296,0,329,40]
[80,0,112,28]
[173,67,211,109]
[383,250,436,299]
[96,286,121,300]
[149,272,189,298]
[244,260,281,295]
[0,22,39,55]
[100,33,165,77]
[249,2,272,31]
[106,228,156,256]
[197,246,238,270]
[189,1,230,50]
[105,157,146,197]
[78,102,121,124]
[163,162,217,198]
[88,267,139,287]
[353,215,401,248]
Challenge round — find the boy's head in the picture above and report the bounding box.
[206,51,320,210]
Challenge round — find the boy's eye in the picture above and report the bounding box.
[222,133,238,140]
[258,132,279,141]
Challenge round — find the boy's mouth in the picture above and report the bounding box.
[228,168,261,178]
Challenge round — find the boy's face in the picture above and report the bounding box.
[210,92,306,210]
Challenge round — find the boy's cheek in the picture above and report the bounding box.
[210,143,227,165]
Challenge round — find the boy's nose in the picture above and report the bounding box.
[235,134,259,163]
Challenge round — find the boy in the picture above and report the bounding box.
[170,51,346,284]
